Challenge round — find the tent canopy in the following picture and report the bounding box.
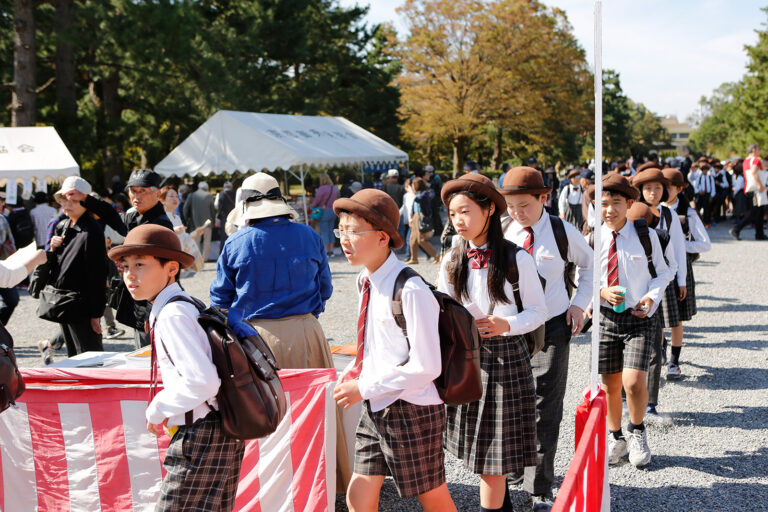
[154,110,408,177]
[0,127,79,183]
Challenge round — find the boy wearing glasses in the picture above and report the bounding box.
[332,189,456,512]
[209,172,351,492]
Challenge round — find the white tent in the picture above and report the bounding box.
[0,127,79,186]
[154,111,409,222]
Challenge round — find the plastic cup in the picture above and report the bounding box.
[612,286,627,313]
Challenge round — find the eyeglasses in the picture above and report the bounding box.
[333,229,378,239]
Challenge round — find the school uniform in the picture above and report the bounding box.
[504,212,593,495]
[694,173,716,225]
[712,168,730,220]
[347,252,446,498]
[148,283,244,512]
[558,184,584,229]
[594,221,672,375]
[654,205,686,329]
[437,242,546,475]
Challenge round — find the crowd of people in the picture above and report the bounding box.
[0,143,764,511]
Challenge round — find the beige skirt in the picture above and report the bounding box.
[248,314,352,493]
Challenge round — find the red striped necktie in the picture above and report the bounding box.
[341,277,371,383]
[607,231,619,287]
[523,227,534,256]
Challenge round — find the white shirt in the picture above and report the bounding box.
[694,173,716,197]
[655,204,686,286]
[665,199,711,254]
[595,220,672,316]
[167,211,183,228]
[351,252,442,412]
[0,260,29,289]
[558,184,582,214]
[714,169,729,189]
[733,175,745,194]
[504,212,594,317]
[438,242,547,335]
[30,203,58,248]
[146,283,221,426]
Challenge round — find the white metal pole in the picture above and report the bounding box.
[301,165,308,225]
[590,0,603,401]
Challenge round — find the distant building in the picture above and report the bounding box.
[661,116,693,156]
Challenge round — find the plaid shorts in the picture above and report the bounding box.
[659,281,681,328]
[156,412,245,512]
[598,307,655,374]
[354,400,446,498]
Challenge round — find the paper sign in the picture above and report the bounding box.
[5,182,17,206]
[35,179,47,193]
[22,180,33,200]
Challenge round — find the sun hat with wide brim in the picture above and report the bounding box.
[636,161,661,173]
[108,224,195,269]
[662,167,688,188]
[238,172,297,222]
[632,168,671,188]
[587,174,640,201]
[333,189,404,249]
[499,166,552,196]
[440,173,507,213]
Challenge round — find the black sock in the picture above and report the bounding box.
[611,429,624,440]
[481,507,503,512]
[628,421,645,433]
[502,479,513,512]
[671,346,681,366]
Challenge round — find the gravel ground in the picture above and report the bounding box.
[11,223,768,511]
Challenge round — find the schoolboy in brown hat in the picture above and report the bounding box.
[331,189,456,511]
[109,224,244,511]
[586,174,672,469]
[558,168,586,229]
[501,167,593,507]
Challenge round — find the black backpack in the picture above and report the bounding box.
[151,296,287,440]
[391,267,483,406]
[550,215,577,298]
[674,199,700,262]
[503,241,546,357]
[8,208,35,248]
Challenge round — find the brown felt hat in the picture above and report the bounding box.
[587,174,640,201]
[567,168,581,179]
[499,166,552,196]
[627,202,659,228]
[662,168,688,188]
[108,224,195,269]
[333,189,404,249]
[632,168,671,188]
[637,161,661,173]
[441,173,507,212]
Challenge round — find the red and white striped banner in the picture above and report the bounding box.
[0,367,337,512]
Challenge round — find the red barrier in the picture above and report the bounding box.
[552,388,608,512]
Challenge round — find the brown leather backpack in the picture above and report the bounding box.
[154,296,287,440]
[0,324,25,413]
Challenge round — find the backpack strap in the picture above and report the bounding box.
[660,204,673,232]
[675,198,692,239]
[391,266,428,365]
[633,219,657,279]
[504,242,525,313]
[550,215,569,263]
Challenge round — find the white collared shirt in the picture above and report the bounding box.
[351,252,442,412]
[504,212,594,318]
[654,204,686,286]
[595,220,672,316]
[558,184,582,214]
[437,241,547,335]
[665,199,711,254]
[694,173,716,197]
[146,283,221,426]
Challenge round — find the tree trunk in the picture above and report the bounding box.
[11,0,36,126]
[54,0,77,151]
[92,73,123,187]
[452,135,467,178]
[491,126,503,170]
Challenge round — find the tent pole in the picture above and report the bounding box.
[301,165,308,225]
[360,164,364,185]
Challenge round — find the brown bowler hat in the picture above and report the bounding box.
[441,173,507,213]
[108,224,195,268]
[637,161,661,173]
[567,168,581,179]
[587,174,640,201]
[499,166,552,196]
[632,168,671,188]
[333,189,404,249]
[627,202,659,228]
[662,168,688,188]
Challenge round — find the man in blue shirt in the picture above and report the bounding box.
[210,172,351,492]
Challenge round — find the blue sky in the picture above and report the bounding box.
[338,0,767,121]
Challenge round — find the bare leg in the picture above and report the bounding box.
[346,473,385,512]
[623,369,649,426]
[479,474,507,509]
[602,372,624,431]
[417,482,457,512]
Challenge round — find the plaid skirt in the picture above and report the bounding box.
[156,412,245,512]
[563,202,584,230]
[445,334,536,475]
[677,257,697,321]
[659,280,681,329]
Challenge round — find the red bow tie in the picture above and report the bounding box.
[467,248,492,269]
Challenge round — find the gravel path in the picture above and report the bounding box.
[11,224,768,511]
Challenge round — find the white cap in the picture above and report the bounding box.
[386,169,399,178]
[54,176,92,204]
[424,165,435,173]
[350,181,363,193]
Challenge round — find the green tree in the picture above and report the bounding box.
[627,100,671,158]
[601,69,631,159]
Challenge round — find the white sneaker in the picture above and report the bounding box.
[627,428,652,467]
[607,435,628,464]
